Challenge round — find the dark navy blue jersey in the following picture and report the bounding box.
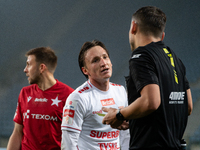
[126,41,189,150]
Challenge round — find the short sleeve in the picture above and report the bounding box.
[129,50,159,92]
[13,89,23,125]
[184,76,190,90]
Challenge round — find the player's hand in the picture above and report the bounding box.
[102,107,123,128]
[116,121,129,130]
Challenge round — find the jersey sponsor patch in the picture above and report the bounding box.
[63,100,77,125]
[64,109,75,118]
[92,109,106,116]
[65,100,78,109]
[23,109,58,121]
[101,98,115,106]
[90,130,119,139]
[35,98,48,102]
[169,91,185,104]
[98,142,120,150]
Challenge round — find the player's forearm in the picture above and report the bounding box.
[121,97,156,119]
[7,132,22,150]
[121,84,160,119]
[120,84,161,119]
[187,89,193,115]
[7,123,23,150]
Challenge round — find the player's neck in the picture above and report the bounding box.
[134,34,161,50]
[37,74,56,91]
[89,78,109,91]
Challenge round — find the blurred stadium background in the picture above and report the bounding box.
[0,1,200,149]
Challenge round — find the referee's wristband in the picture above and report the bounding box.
[116,109,125,121]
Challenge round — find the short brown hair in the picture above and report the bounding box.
[26,47,57,73]
[132,6,166,38]
[78,40,110,79]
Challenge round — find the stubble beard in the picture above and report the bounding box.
[29,74,41,85]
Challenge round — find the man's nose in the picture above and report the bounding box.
[24,66,27,73]
[100,58,106,66]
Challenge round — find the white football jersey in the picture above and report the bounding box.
[61,80,129,150]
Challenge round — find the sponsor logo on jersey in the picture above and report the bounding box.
[131,54,141,59]
[35,98,48,102]
[90,130,119,139]
[69,106,75,109]
[101,98,115,106]
[31,114,58,121]
[27,96,32,102]
[23,109,30,120]
[92,110,103,114]
[23,109,58,121]
[92,110,106,116]
[169,91,185,104]
[33,95,62,107]
[63,109,75,118]
[65,100,78,110]
[63,100,78,125]
[98,142,120,150]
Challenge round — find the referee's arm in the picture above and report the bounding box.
[187,89,193,115]
[102,84,160,126]
[122,84,160,120]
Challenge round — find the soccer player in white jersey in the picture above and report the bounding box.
[61,40,130,150]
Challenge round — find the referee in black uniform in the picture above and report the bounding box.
[102,6,193,150]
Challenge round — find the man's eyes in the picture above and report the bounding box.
[92,58,99,63]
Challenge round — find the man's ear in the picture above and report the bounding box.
[161,32,165,41]
[39,64,46,73]
[131,21,137,34]
[82,67,89,76]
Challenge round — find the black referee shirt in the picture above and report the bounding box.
[126,41,189,150]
